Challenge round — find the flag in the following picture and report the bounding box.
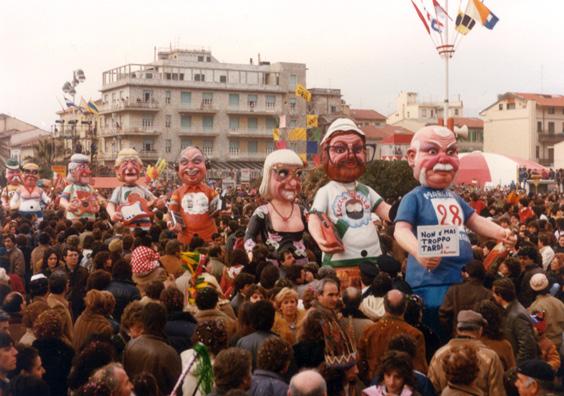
[65,98,77,109]
[272,128,280,141]
[431,18,444,33]
[432,0,452,21]
[455,11,476,35]
[87,100,99,115]
[306,114,318,128]
[411,0,430,34]
[79,97,90,114]
[288,128,307,141]
[295,84,312,102]
[471,0,499,29]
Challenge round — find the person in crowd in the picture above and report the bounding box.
[492,278,539,364]
[362,351,421,396]
[474,299,516,371]
[314,278,341,315]
[31,232,51,274]
[73,289,116,351]
[46,271,74,344]
[288,369,327,396]
[88,363,134,396]
[32,309,75,396]
[250,337,292,396]
[538,233,555,271]
[0,331,17,393]
[3,291,26,342]
[20,298,49,346]
[236,300,277,368]
[132,372,161,396]
[439,344,481,396]
[160,286,197,353]
[3,234,25,279]
[194,287,237,339]
[427,310,505,395]
[513,359,558,396]
[340,286,373,345]
[67,336,117,392]
[530,311,561,373]
[159,239,184,278]
[359,261,379,300]
[439,260,492,336]
[359,272,392,321]
[272,287,305,346]
[123,302,181,395]
[7,374,51,396]
[209,347,252,396]
[516,246,544,308]
[105,259,141,323]
[63,245,89,320]
[130,237,166,295]
[207,245,226,282]
[528,273,564,350]
[40,248,65,278]
[230,272,255,315]
[359,289,427,381]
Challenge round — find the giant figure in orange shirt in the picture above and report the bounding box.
[168,146,219,244]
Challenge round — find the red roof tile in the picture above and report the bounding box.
[514,93,564,107]
[381,133,414,145]
[351,109,386,121]
[452,117,483,129]
[361,125,412,140]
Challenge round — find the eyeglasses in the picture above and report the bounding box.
[271,167,303,181]
[23,169,38,175]
[326,143,376,162]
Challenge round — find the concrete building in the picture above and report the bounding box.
[452,117,484,153]
[481,92,564,167]
[387,91,464,131]
[0,114,51,164]
[555,141,564,170]
[351,109,386,128]
[360,124,413,160]
[380,133,414,160]
[54,106,100,163]
[310,88,349,127]
[98,48,306,181]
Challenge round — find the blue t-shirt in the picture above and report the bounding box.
[395,186,475,288]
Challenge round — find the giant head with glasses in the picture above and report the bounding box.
[21,162,40,189]
[259,149,304,202]
[406,125,460,189]
[320,118,375,183]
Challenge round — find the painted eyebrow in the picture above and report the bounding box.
[419,141,441,150]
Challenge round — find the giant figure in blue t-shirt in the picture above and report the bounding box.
[394,125,513,332]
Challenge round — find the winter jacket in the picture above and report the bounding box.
[164,311,198,354]
[106,279,141,322]
[250,369,289,396]
[33,337,75,396]
[73,310,114,351]
[502,300,539,364]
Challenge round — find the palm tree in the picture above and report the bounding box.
[31,139,65,177]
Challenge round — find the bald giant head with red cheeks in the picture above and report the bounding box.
[178,147,207,186]
[407,125,460,189]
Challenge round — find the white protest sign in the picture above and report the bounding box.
[417,225,460,257]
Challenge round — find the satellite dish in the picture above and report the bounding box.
[454,125,469,139]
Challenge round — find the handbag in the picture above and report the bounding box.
[313,211,344,254]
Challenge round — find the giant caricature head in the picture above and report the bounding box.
[114,148,143,185]
[5,159,21,186]
[321,118,367,183]
[259,149,304,202]
[407,125,460,189]
[178,146,207,186]
[21,162,39,190]
[67,153,92,185]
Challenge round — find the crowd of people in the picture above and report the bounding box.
[0,120,562,396]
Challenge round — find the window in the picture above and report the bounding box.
[220,75,227,83]
[165,115,171,128]
[289,74,297,89]
[206,56,211,62]
[203,139,213,156]
[266,95,276,109]
[229,141,240,156]
[194,73,205,81]
[289,119,297,128]
[143,90,152,102]
[266,117,276,130]
[407,112,410,118]
[507,103,515,110]
[331,105,337,113]
[202,92,213,105]
[289,98,296,111]
[548,148,554,162]
[181,115,191,130]
[536,145,540,159]
[421,109,427,118]
[165,139,171,153]
[537,121,542,133]
[454,109,459,116]
[165,90,171,104]
[548,107,555,114]
[142,117,153,128]
[203,116,214,130]
[248,117,257,130]
[498,103,503,110]
[181,91,191,105]
[181,139,192,149]
[111,93,116,103]
[143,139,154,152]
[248,95,257,108]
[197,55,204,62]
[229,117,240,130]
[548,122,555,134]
[229,94,240,107]
[248,140,258,153]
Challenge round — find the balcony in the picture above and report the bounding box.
[178,102,217,115]
[100,127,160,136]
[227,129,273,139]
[99,99,160,114]
[138,150,159,160]
[537,132,564,145]
[176,129,219,137]
[225,105,280,116]
[228,151,268,161]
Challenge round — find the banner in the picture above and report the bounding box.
[306,114,318,128]
[295,84,312,102]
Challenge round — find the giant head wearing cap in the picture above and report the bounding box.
[259,149,304,202]
[67,153,92,185]
[321,118,367,183]
[5,159,21,186]
[21,162,39,189]
[406,125,459,189]
[114,148,143,185]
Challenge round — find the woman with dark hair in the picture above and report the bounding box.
[160,286,197,354]
[404,295,441,363]
[474,299,516,371]
[105,259,141,323]
[362,351,421,396]
[181,319,228,396]
[292,309,325,370]
[67,336,117,392]
[40,248,64,278]
[73,290,116,351]
[440,345,480,396]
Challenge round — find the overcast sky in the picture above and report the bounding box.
[2,0,564,129]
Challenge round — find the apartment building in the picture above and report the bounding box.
[350,109,386,128]
[97,48,306,179]
[481,92,564,166]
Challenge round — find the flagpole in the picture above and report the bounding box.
[443,0,449,126]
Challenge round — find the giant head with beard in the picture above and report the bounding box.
[406,125,460,189]
[321,118,367,183]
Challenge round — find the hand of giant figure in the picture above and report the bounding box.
[308,118,390,286]
[167,146,218,244]
[59,153,101,221]
[106,148,163,229]
[244,149,308,263]
[393,125,513,309]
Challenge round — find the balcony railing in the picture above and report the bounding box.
[100,127,159,136]
[537,132,564,144]
[100,99,160,113]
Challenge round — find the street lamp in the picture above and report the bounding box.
[62,69,86,104]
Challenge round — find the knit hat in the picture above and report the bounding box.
[130,246,160,276]
[530,273,549,292]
